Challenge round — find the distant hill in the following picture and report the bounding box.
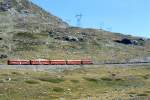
[0,0,150,64]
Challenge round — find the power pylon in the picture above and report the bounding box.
[75,14,82,27]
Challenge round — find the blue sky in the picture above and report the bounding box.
[32,0,150,38]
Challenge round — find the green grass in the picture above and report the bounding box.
[3,28,150,64]
[52,87,64,92]
[137,93,148,96]
[83,77,100,83]
[0,65,149,99]
[144,91,150,93]
[14,32,38,39]
[70,79,79,83]
[25,80,39,84]
[83,76,143,89]
[39,77,65,83]
[11,72,22,75]
[142,74,150,79]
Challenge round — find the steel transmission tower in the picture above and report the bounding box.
[75,14,82,27]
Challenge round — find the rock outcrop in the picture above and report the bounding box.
[114,38,145,46]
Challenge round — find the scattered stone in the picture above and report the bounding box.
[67,88,71,91]
[5,77,11,81]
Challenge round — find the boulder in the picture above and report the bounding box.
[0,0,12,11]
[63,36,79,42]
[0,54,8,59]
[114,38,133,45]
[114,38,145,45]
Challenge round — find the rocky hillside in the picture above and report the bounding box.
[0,0,150,64]
[0,0,68,33]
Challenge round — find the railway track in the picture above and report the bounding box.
[0,62,150,72]
[95,61,150,65]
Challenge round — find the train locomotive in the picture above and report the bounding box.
[7,59,93,65]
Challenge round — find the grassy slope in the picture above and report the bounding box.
[0,0,150,64]
[2,29,149,63]
[0,65,150,100]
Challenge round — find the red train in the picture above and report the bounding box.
[7,59,93,65]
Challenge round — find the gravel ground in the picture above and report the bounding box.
[0,65,97,72]
[0,63,150,72]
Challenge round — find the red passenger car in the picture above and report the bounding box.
[81,59,93,65]
[31,59,50,65]
[67,60,82,65]
[8,60,30,65]
[50,60,66,65]
[7,59,93,65]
